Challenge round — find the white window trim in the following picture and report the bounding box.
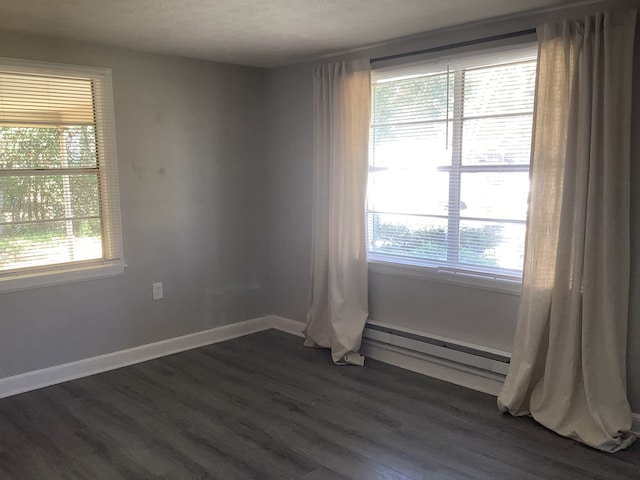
[0,57,124,293]
[0,261,124,294]
[368,254,522,295]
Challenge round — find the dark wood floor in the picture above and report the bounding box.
[0,330,638,479]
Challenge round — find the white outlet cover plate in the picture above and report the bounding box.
[152,282,163,300]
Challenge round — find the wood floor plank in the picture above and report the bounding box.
[0,329,638,479]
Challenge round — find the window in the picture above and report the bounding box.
[367,44,537,285]
[0,58,123,292]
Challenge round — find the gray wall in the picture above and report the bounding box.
[265,0,640,411]
[265,65,314,322]
[0,32,269,378]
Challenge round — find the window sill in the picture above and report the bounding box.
[368,256,522,296]
[0,261,125,294]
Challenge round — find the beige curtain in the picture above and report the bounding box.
[498,10,637,452]
[304,59,371,365]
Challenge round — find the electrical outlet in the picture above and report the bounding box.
[152,282,163,301]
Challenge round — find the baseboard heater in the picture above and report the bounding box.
[362,320,511,376]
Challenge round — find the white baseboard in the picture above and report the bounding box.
[2,313,638,431]
[270,315,305,337]
[0,315,274,400]
[360,338,505,396]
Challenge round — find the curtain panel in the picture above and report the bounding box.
[498,10,637,452]
[304,59,371,365]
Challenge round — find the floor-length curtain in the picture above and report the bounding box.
[304,59,371,365]
[498,10,637,452]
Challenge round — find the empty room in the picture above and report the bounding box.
[0,0,639,478]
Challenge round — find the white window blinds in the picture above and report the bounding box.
[0,59,123,291]
[367,44,537,280]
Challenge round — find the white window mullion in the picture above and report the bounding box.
[58,127,76,261]
[447,68,464,264]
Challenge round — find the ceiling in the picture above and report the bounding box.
[0,0,590,68]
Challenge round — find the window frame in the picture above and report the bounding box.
[367,42,537,293]
[0,57,124,293]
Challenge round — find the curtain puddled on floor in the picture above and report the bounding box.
[304,59,371,365]
[498,10,637,452]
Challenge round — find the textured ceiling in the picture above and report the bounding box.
[0,0,588,67]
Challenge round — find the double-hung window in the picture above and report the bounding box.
[0,59,123,292]
[367,44,537,286]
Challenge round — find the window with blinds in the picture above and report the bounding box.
[367,44,537,281]
[0,59,123,292]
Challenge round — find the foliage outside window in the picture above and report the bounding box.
[0,59,123,292]
[367,45,537,281]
